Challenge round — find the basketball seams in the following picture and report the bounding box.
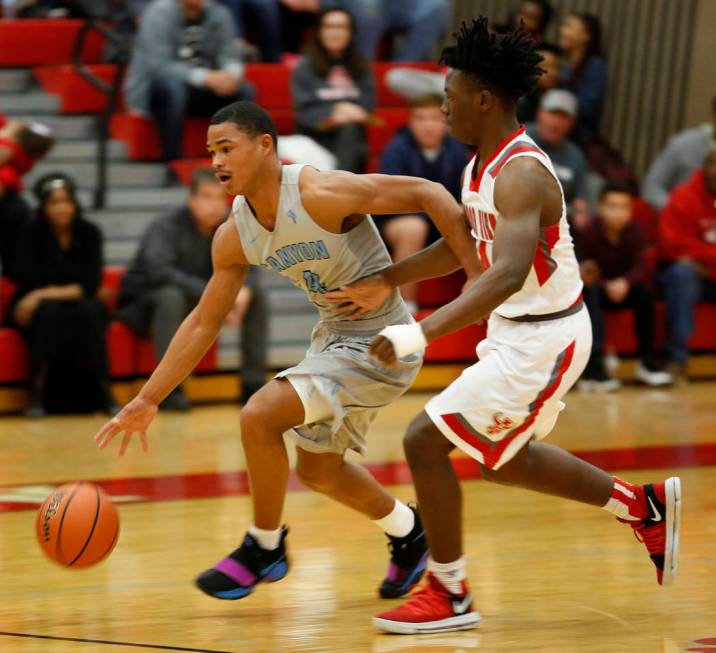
[67,485,102,567]
[55,482,83,564]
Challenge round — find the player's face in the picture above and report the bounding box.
[536,50,560,90]
[442,70,482,147]
[410,105,447,150]
[599,192,632,232]
[207,122,272,196]
[188,181,228,233]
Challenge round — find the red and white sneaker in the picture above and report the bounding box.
[373,573,480,634]
[623,477,681,586]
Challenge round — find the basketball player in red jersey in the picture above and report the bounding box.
[328,17,681,634]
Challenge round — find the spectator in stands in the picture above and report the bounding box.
[124,0,254,163]
[578,183,673,391]
[292,7,374,173]
[10,174,117,417]
[659,146,716,380]
[517,42,561,123]
[219,0,282,62]
[337,0,450,61]
[559,12,607,142]
[499,0,553,42]
[643,94,716,210]
[526,90,590,230]
[117,168,267,410]
[0,117,54,278]
[376,93,469,311]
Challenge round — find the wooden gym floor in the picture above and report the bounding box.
[0,382,715,652]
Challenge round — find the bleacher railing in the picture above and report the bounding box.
[72,18,129,210]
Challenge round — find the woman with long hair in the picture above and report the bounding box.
[559,12,608,141]
[291,6,375,172]
[11,173,117,417]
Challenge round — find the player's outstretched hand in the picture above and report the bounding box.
[369,335,398,367]
[325,273,391,319]
[94,397,157,456]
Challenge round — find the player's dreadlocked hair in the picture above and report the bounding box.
[440,16,544,104]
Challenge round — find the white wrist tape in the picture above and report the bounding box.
[378,323,428,359]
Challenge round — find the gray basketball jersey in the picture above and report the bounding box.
[232,164,408,333]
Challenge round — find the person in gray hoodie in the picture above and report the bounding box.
[125,0,254,161]
[643,95,716,210]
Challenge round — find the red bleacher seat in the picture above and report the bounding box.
[0,20,104,66]
[0,277,17,324]
[368,108,410,155]
[0,328,28,383]
[34,64,121,113]
[135,335,218,375]
[245,64,293,109]
[416,271,466,308]
[415,309,485,362]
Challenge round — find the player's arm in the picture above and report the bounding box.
[95,221,249,455]
[302,168,481,279]
[373,159,544,365]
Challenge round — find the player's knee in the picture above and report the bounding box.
[404,412,441,464]
[295,460,337,493]
[239,396,278,442]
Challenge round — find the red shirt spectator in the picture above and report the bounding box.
[660,167,716,280]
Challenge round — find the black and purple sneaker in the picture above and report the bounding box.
[195,527,289,600]
[379,506,428,599]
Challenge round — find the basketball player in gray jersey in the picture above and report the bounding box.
[95,101,481,602]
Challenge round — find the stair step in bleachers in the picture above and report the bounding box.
[34,64,120,113]
[0,19,104,66]
[47,139,127,162]
[25,161,167,189]
[77,186,188,210]
[0,69,33,93]
[0,90,59,114]
[5,113,97,139]
[87,210,158,240]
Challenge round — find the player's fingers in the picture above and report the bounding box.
[139,431,149,453]
[331,301,359,315]
[96,426,121,449]
[349,306,371,320]
[118,432,133,457]
[324,289,349,302]
[95,420,120,444]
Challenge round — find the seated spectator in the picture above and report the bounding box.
[498,0,553,42]
[658,147,716,380]
[517,42,561,123]
[526,90,590,230]
[124,0,254,163]
[219,0,282,62]
[643,94,716,210]
[376,93,469,310]
[559,12,607,142]
[0,117,54,278]
[578,183,673,392]
[337,0,450,61]
[292,7,374,173]
[117,168,267,409]
[10,174,117,417]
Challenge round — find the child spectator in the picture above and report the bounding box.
[659,147,716,380]
[376,93,470,311]
[578,184,673,391]
[559,12,607,142]
[292,7,374,173]
[10,174,117,417]
[0,117,54,278]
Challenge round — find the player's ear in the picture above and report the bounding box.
[259,133,275,156]
[476,88,493,114]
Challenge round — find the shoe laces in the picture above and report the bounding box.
[632,520,664,554]
[393,576,454,616]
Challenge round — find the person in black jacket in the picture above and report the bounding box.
[376,93,470,310]
[11,173,117,417]
[291,6,374,173]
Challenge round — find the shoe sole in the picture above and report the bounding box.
[373,612,480,635]
[662,476,681,586]
[195,558,289,600]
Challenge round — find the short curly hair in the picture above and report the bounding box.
[440,16,544,104]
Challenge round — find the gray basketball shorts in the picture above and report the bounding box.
[276,321,422,455]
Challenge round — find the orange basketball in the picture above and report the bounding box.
[36,481,119,568]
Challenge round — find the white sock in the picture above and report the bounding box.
[248,524,282,550]
[373,500,415,538]
[428,556,467,595]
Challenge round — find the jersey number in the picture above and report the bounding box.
[303,270,327,294]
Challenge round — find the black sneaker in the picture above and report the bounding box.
[195,527,290,600]
[379,505,428,599]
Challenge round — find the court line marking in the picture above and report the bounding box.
[577,605,637,631]
[0,631,235,653]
